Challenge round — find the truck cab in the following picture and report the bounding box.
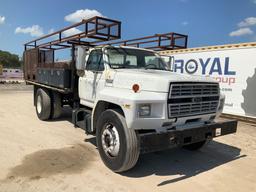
[77,46,224,132]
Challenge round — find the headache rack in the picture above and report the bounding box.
[23,16,188,94]
[101,32,188,51]
[24,16,122,50]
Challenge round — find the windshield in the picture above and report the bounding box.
[106,47,169,70]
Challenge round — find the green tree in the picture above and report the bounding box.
[0,50,22,68]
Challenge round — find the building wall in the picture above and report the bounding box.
[0,68,23,79]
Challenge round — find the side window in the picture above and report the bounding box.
[86,50,104,71]
[126,55,137,66]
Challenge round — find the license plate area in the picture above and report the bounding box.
[215,128,222,136]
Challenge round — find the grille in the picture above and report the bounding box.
[170,83,219,98]
[168,83,219,118]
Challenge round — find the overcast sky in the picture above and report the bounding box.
[0,0,256,56]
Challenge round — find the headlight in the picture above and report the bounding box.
[138,104,151,117]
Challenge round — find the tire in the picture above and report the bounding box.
[50,92,62,119]
[183,140,206,151]
[96,109,140,172]
[35,88,51,121]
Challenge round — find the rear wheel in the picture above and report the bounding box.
[35,88,51,120]
[183,140,206,151]
[96,109,140,172]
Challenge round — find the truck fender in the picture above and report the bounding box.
[91,100,126,133]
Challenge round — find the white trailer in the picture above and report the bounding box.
[160,42,256,119]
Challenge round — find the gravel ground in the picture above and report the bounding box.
[0,88,255,192]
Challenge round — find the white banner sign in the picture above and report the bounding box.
[168,47,256,118]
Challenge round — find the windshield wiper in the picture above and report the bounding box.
[111,65,133,69]
[144,67,167,71]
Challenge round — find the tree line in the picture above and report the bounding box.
[0,50,23,68]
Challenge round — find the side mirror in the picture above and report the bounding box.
[76,46,88,70]
[167,56,174,71]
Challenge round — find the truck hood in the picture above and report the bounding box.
[111,69,218,92]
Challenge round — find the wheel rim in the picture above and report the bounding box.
[101,123,120,157]
[37,95,42,114]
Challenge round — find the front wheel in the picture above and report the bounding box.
[96,109,140,172]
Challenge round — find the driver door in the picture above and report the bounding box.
[79,49,105,107]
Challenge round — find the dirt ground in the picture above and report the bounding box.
[0,86,255,192]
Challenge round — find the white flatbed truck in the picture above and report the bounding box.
[23,16,237,172]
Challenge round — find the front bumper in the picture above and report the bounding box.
[139,120,237,153]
